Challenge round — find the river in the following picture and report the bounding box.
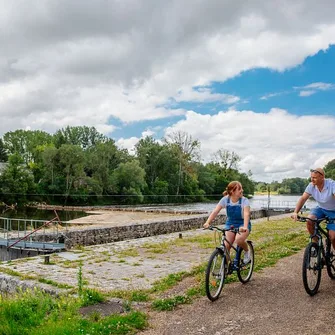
[136,194,316,213]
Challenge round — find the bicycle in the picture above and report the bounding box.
[204,225,254,301]
[297,215,335,296]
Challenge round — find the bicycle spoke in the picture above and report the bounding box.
[326,243,335,279]
[205,249,226,301]
[302,243,322,296]
[237,241,254,283]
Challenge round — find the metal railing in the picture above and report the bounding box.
[0,210,67,251]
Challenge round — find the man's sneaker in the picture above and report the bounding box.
[243,251,251,264]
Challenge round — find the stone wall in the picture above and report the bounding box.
[0,273,63,295]
[32,208,292,249]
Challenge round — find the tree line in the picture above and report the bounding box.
[0,126,334,206]
[0,127,255,205]
[254,159,335,195]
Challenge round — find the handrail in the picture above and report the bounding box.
[7,210,62,249]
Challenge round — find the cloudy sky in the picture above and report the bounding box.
[1,1,335,182]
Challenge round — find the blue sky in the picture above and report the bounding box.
[113,45,335,141]
[0,1,335,182]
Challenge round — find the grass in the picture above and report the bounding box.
[0,289,147,335]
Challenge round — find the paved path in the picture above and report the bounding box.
[140,249,335,335]
[1,226,212,291]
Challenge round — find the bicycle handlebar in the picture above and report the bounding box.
[297,215,331,224]
[205,225,240,234]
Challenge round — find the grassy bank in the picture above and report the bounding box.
[0,216,308,334]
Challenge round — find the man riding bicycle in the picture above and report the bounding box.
[291,167,335,248]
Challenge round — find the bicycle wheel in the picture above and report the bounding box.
[205,248,226,301]
[237,241,254,283]
[326,240,335,279]
[302,242,322,296]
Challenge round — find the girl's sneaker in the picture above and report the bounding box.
[243,251,250,264]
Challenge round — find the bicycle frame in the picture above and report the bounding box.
[298,215,335,296]
[307,217,331,258]
[205,225,254,301]
[210,226,241,273]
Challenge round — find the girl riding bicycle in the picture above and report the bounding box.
[203,181,251,263]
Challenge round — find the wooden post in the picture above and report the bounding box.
[267,184,271,221]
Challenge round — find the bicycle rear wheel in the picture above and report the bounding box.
[237,241,254,283]
[302,242,322,296]
[326,240,335,279]
[205,248,226,301]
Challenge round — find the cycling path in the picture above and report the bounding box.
[139,248,335,335]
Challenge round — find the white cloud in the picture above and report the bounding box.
[295,81,335,97]
[299,90,316,97]
[0,1,335,181]
[260,91,290,100]
[163,108,335,182]
[116,137,139,155]
[174,87,240,104]
[302,82,335,90]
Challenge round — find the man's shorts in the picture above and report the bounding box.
[310,207,335,231]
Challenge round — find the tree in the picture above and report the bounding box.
[135,136,165,190]
[3,129,53,164]
[324,159,335,180]
[41,145,59,190]
[212,149,240,180]
[0,153,36,204]
[58,145,86,197]
[195,163,216,196]
[110,160,146,204]
[85,140,122,194]
[53,126,107,149]
[164,131,200,196]
[0,138,8,162]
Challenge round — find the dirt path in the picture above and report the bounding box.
[139,250,335,335]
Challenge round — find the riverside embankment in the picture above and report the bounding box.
[0,210,292,295]
[32,206,291,248]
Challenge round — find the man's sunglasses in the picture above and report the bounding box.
[310,169,324,176]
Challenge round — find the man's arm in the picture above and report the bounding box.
[292,192,310,220]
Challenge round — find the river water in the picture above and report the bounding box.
[136,194,316,213]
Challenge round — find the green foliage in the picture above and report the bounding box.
[77,262,105,307]
[78,263,84,296]
[0,289,147,335]
[109,160,146,204]
[255,177,309,195]
[4,126,330,206]
[324,159,335,180]
[151,272,186,292]
[80,288,105,307]
[151,295,191,311]
[0,138,8,162]
[53,126,107,149]
[0,153,36,204]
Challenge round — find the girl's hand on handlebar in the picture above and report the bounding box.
[239,227,248,233]
[291,212,298,221]
[203,222,210,229]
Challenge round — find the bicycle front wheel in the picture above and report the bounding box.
[302,242,322,296]
[326,240,335,279]
[237,241,254,283]
[205,248,226,301]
